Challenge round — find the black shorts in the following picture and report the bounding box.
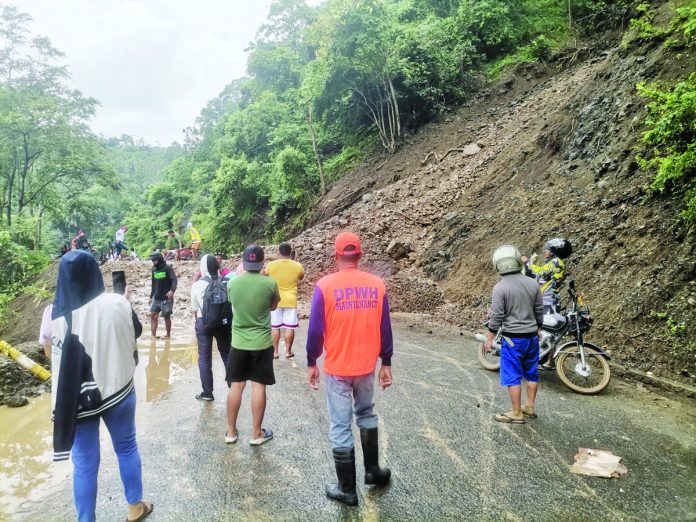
[150,298,173,316]
[226,346,275,385]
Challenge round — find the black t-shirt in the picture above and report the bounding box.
[151,263,178,300]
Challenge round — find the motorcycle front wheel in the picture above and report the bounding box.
[556,342,611,395]
[478,342,501,371]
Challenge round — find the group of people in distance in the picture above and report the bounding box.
[60,221,203,266]
[46,226,567,520]
[114,222,201,263]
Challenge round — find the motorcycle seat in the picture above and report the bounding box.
[542,313,567,330]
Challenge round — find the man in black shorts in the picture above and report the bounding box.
[225,245,280,445]
[149,252,177,339]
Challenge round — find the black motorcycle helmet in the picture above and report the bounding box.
[543,238,572,259]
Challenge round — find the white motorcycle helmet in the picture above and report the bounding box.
[492,245,523,275]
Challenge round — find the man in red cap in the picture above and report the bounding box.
[306,231,393,506]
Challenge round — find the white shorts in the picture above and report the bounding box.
[271,307,299,329]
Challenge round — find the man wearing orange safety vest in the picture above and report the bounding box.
[306,231,393,506]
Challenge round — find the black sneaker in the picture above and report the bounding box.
[195,392,214,401]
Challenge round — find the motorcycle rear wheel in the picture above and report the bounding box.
[556,342,611,395]
[478,343,501,371]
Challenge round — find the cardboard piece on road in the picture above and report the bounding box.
[570,448,628,478]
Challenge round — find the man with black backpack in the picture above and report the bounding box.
[190,254,232,401]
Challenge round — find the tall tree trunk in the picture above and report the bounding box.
[306,106,326,196]
[387,75,401,142]
[6,166,16,227]
[18,134,30,214]
[6,182,12,226]
[34,206,44,250]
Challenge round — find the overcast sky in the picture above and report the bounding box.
[18,0,301,145]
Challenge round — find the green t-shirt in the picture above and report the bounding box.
[227,272,279,350]
[164,234,180,250]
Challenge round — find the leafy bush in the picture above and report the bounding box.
[637,74,696,223]
[488,35,553,78]
[0,229,50,327]
[623,3,669,47]
[670,5,696,46]
[649,309,692,355]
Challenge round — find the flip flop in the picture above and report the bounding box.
[285,352,295,359]
[126,500,153,522]
[493,412,525,424]
[521,406,537,419]
[273,355,280,360]
[224,432,238,444]
[250,428,273,446]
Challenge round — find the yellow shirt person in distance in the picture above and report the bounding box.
[264,242,304,359]
[187,222,202,262]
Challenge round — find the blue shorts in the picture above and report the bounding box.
[500,336,540,386]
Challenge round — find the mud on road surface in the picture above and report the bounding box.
[4,315,694,521]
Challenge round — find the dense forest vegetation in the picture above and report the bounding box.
[1,0,694,325]
[125,0,637,256]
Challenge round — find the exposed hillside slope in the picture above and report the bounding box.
[288,33,696,383]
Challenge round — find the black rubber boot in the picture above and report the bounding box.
[360,428,391,487]
[326,448,358,506]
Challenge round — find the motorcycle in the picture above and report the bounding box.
[475,279,611,395]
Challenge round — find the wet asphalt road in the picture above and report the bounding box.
[15,315,696,521]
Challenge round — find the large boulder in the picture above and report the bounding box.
[386,240,412,260]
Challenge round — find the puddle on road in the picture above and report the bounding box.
[0,323,197,518]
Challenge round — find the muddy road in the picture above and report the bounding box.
[3,316,695,521]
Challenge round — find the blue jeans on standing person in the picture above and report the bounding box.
[114,241,126,258]
[71,389,141,522]
[195,318,231,396]
[326,372,379,450]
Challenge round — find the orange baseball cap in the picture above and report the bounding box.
[335,231,362,255]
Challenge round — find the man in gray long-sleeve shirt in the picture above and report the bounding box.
[484,245,544,424]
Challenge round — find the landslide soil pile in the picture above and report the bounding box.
[288,33,695,384]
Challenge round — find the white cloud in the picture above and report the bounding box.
[17,0,276,144]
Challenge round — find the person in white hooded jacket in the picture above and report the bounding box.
[191,254,232,401]
[51,250,152,522]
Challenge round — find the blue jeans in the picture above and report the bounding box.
[195,318,231,395]
[326,372,378,450]
[114,241,126,257]
[71,389,142,522]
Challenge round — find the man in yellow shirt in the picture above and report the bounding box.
[264,243,304,359]
[187,222,202,262]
